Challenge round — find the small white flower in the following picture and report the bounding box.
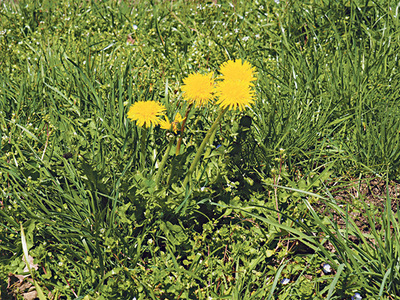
[281,278,290,285]
[322,263,332,274]
[352,293,362,300]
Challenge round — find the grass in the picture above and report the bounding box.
[1,0,400,299]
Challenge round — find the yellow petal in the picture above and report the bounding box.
[181,72,215,107]
[174,112,185,123]
[159,117,172,131]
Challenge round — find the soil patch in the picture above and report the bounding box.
[318,176,400,238]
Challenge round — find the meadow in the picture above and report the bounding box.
[1,0,400,299]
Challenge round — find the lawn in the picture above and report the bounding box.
[1,0,400,299]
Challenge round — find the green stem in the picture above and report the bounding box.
[183,108,227,188]
[203,124,218,159]
[176,103,193,155]
[140,128,147,170]
[155,136,175,189]
[166,158,177,187]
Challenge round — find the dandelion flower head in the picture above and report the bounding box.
[181,72,214,107]
[127,100,166,128]
[219,59,257,84]
[215,79,255,111]
[159,112,185,134]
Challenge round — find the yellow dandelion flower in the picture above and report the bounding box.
[215,80,255,111]
[173,112,185,124]
[159,117,171,131]
[127,101,166,128]
[219,59,257,85]
[181,72,215,107]
[159,112,185,134]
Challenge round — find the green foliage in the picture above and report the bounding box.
[1,0,400,299]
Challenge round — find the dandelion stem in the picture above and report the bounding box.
[183,108,227,188]
[203,124,218,159]
[155,135,175,189]
[166,158,177,187]
[140,128,147,170]
[176,103,192,155]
